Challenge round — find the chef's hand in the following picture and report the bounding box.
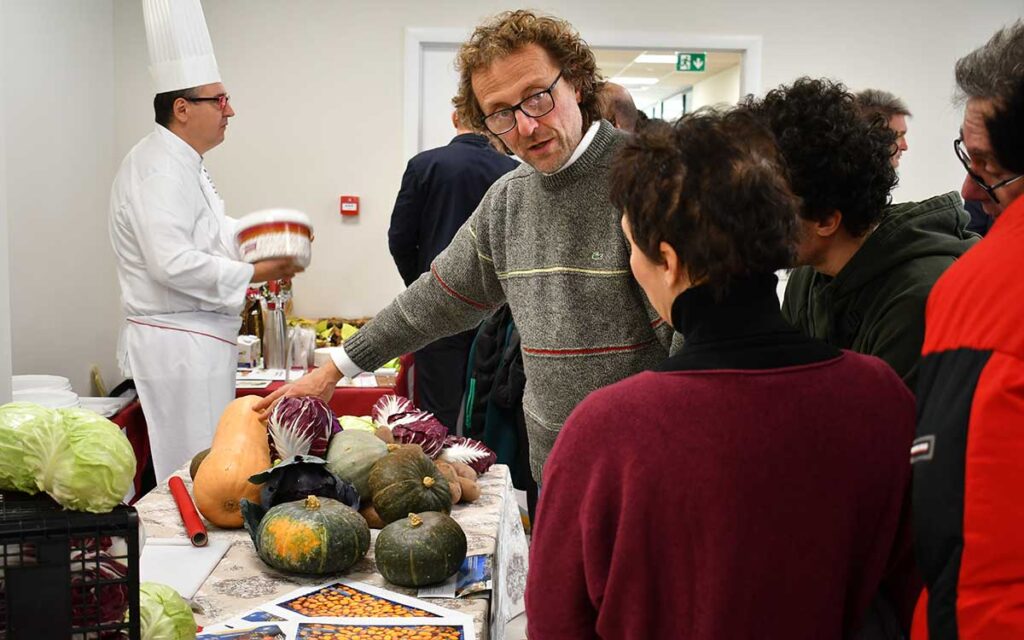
[251,257,304,283]
[254,360,343,418]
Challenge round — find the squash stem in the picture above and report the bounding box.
[305,495,321,510]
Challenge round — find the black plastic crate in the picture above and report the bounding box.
[0,491,140,639]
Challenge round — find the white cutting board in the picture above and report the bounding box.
[140,538,231,599]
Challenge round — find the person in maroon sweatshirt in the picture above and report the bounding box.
[525,109,917,639]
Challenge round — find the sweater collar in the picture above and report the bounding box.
[540,120,620,191]
[659,272,841,373]
[671,272,787,342]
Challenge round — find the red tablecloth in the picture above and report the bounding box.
[112,356,413,501]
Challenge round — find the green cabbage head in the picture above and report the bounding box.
[138,582,196,640]
[0,402,62,493]
[33,408,136,512]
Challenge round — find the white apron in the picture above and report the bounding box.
[120,313,240,482]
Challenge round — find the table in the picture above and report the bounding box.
[133,463,529,640]
[112,366,412,500]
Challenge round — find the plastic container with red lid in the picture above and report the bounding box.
[235,209,313,268]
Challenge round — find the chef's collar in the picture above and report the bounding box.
[155,123,202,168]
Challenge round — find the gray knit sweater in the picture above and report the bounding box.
[345,121,673,480]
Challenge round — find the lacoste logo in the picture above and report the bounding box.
[590,251,603,261]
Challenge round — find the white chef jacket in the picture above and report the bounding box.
[110,124,253,482]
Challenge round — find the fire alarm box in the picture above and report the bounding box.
[340,195,359,216]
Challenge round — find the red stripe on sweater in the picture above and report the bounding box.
[651,318,665,329]
[431,265,491,310]
[523,338,657,357]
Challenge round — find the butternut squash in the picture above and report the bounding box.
[193,395,271,528]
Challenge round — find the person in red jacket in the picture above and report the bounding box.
[526,109,918,639]
[912,20,1024,640]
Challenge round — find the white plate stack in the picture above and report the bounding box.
[11,375,79,408]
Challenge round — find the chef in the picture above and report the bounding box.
[110,0,301,482]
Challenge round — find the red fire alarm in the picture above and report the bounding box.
[340,195,360,216]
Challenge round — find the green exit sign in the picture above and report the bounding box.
[676,52,707,72]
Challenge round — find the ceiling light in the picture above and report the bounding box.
[634,54,677,64]
[610,76,659,86]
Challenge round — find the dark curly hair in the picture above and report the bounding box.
[743,78,897,238]
[610,109,800,299]
[453,10,602,136]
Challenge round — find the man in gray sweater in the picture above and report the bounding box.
[258,10,672,481]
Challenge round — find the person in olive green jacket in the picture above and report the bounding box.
[747,78,978,391]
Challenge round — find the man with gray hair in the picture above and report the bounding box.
[912,20,1024,639]
[855,89,911,167]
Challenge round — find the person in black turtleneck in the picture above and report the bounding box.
[526,110,918,640]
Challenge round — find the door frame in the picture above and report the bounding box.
[403,27,763,160]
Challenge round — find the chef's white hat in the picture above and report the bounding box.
[143,0,222,94]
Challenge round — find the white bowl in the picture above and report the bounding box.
[236,208,313,269]
[12,374,72,393]
[12,389,79,409]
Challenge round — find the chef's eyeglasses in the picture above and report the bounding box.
[954,137,1024,205]
[186,94,231,112]
[482,71,562,136]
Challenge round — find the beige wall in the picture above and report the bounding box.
[692,64,741,111]
[2,0,120,395]
[0,0,11,402]
[112,0,1019,321]
[0,0,1019,393]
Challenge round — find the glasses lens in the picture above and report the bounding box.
[485,111,515,135]
[521,91,555,118]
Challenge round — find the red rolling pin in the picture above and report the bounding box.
[168,476,208,547]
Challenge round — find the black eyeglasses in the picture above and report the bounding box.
[482,71,562,135]
[954,137,1023,205]
[186,94,231,112]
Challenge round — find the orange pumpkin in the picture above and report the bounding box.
[192,395,271,528]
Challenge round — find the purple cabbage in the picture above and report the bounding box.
[268,396,337,460]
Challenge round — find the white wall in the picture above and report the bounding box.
[2,0,120,395]
[1,0,1017,389]
[0,1,12,402]
[111,0,1020,319]
[692,64,741,110]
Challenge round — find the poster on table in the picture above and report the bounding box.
[198,578,475,640]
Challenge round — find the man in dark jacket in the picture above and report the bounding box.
[748,78,977,390]
[387,111,518,428]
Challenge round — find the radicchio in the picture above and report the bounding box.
[440,436,497,475]
[268,396,337,460]
[371,395,448,458]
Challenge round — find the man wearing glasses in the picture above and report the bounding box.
[110,0,300,484]
[912,20,1024,639]
[259,10,673,483]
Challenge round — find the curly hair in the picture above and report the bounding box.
[743,78,897,238]
[453,10,602,135]
[610,109,800,299]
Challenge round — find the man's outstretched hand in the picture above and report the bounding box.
[254,361,344,418]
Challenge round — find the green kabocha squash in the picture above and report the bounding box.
[255,495,370,575]
[325,429,389,500]
[368,445,451,524]
[375,512,468,587]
